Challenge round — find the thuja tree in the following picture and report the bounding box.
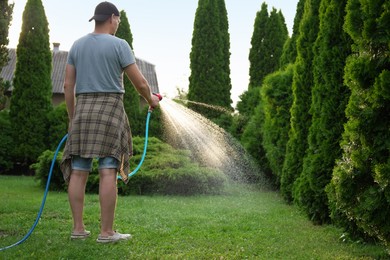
[0,0,13,110]
[261,64,294,184]
[116,10,142,136]
[279,0,305,68]
[216,0,232,109]
[326,0,390,244]
[236,3,269,121]
[188,0,232,125]
[9,0,52,169]
[241,8,288,185]
[238,4,287,133]
[280,0,321,202]
[238,5,288,118]
[0,0,13,70]
[293,0,352,224]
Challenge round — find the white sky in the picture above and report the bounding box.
[7,0,298,106]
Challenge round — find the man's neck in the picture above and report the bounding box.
[93,26,111,35]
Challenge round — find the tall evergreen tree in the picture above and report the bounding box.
[293,0,352,224]
[280,0,305,67]
[0,0,13,69]
[280,0,321,202]
[237,5,288,132]
[115,10,142,136]
[0,0,14,110]
[241,6,288,185]
[216,0,232,109]
[327,0,390,244]
[261,64,294,183]
[236,3,268,120]
[9,0,52,170]
[188,0,232,124]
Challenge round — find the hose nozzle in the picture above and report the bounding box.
[148,93,163,112]
[153,93,163,101]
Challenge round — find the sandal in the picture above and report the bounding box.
[70,230,91,240]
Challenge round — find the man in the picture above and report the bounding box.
[60,2,160,243]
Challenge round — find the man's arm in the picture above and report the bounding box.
[64,64,76,131]
[123,63,159,109]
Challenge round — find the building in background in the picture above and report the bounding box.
[1,43,159,106]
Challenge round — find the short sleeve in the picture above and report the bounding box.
[119,40,136,69]
[67,43,75,66]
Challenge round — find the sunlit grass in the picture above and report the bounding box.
[0,176,388,259]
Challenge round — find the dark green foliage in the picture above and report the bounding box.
[241,99,273,184]
[248,3,269,89]
[240,3,289,185]
[0,0,13,110]
[261,65,294,184]
[326,0,390,245]
[33,137,226,195]
[116,10,134,50]
[0,0,14,171]
[266,9,289,77]
[237,4,288,122]
[216,0,232,111]
[115,10,143,136]
[141,106,163,140]
[0,0,13,69]
[293,0,352,224]
[119,137,227,195]
[236,3,268,121]
[280,0,305,67]
[31,150,66,191]
[236,83,260,124]
[229,113,248,140]
[9,0,52,169]
[188,0,232,124]
[47,102,68,150]
[281,0,321,203]
[0,110,13,172]
[235,10,289,169]
[0,80,10,111]
[235,88,259,140]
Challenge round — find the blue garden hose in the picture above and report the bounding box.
[0,107,156,251]
[0,134,68,252]
[118,110,151,180]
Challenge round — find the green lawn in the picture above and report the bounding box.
[0,176,388,259]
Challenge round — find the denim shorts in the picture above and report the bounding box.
[71,155,119,172]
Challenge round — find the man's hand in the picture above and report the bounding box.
[149,94,161,111]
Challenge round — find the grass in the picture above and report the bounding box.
[0,175,388,259]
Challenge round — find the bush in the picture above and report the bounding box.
[47,102,68,150]
[32,137,227,195]
[31,150,66,191]
[0,110,14,173]
[119,136,227,195]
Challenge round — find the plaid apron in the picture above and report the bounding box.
[60,93,132,184]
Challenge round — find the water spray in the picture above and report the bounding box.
[0,93,162,252]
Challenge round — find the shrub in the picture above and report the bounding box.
[118,137,227,195]
[326,0,390,245]
[47,102,68,150]
[31,150,66,191]
[0,110,14,173]
[32,137,227,195]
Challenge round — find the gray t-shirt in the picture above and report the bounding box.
[67,33,135,94]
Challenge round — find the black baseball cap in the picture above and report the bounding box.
[89,2,120,22]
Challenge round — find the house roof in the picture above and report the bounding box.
[1,48,159,94]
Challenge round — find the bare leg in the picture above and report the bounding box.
[99,168,117,236]
[68,170,89,232]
